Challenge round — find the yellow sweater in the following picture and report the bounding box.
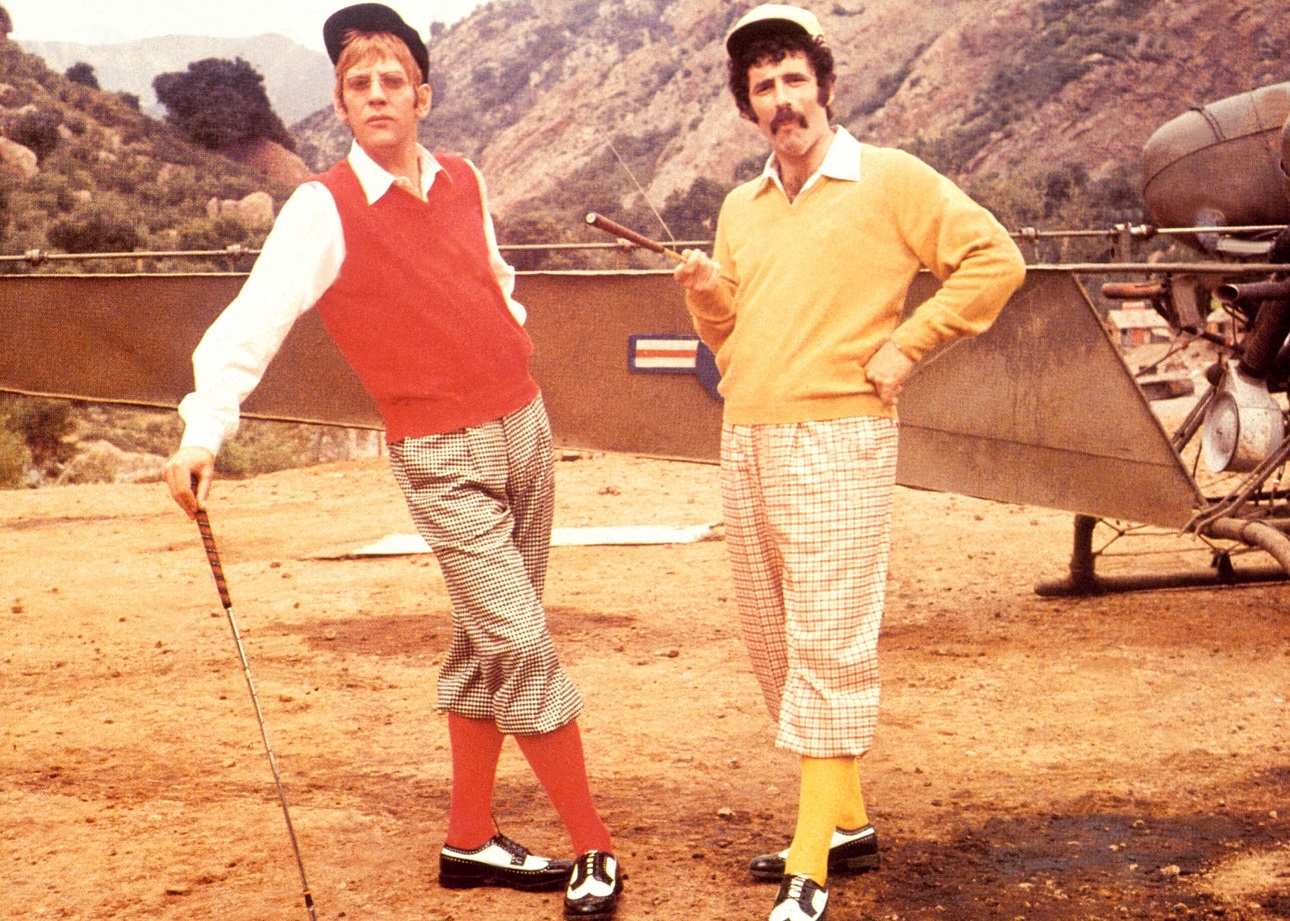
[686,134,1027,425]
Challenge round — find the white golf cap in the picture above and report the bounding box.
[725,4,825,57]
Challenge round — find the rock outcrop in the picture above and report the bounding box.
[220,137,312,186]
[206,190,276,227]
[0,135,36,178]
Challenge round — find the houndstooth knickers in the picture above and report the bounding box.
[721,416,899,758]
[387,395,583,735]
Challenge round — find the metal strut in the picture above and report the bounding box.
[1034,513,1290,597]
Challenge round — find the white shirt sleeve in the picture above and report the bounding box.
[177,181,345,454]
[467,160,526,326]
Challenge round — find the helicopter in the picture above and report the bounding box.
[1027,79,1290,595]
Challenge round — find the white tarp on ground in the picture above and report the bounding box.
[336,523,721,557]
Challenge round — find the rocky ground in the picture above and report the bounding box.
[2,450,1288,921]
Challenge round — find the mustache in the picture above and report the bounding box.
[769,105,808,132]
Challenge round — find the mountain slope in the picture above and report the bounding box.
[290,0,1285,243]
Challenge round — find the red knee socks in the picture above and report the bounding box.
[515,720,613,856]
[446,715,612,856]
[445,714,505,849]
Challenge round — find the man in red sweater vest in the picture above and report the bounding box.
[162,5,621,918]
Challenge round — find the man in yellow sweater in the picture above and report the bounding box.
[673,6,1026,920]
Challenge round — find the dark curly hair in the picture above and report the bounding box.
[728,31,835,123]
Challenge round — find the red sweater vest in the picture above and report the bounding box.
[312,156,539,442]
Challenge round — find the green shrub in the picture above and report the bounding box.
[76,405,181,455]
[62,445,119,485]
[46,211,141,253]
[1,397,77,475]
[661,176,738,240]
[153,57,296,152]
[215,426,307,478]
[0,428,31,489]
[65,62,100,90]
[10,107,62,161]
[965,160,1147,261]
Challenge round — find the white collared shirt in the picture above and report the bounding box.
[757,125,862,200]
[178,141,524,454]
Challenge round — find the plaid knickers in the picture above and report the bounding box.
[721,415,899,757]
[387,395,583,735]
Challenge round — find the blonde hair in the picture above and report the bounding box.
[333,31,424,107]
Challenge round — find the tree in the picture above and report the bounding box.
[9,108,61,161]
[65,61,100,89]
[153,57,295,152]
[661,177,734,239]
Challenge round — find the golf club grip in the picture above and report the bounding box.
[585,212,684,262]
[194,510,232,610]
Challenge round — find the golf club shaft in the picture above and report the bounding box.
[585,212,685,262]
[195,509,318,921]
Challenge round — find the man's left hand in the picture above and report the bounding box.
[672,249,721,292]
[865,340,916,407]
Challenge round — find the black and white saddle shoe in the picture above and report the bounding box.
[749,825,879,881]
[439,833,573,892]
[770,874,828,921]
[564,850,622,918]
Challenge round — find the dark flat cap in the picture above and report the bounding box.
[323,3,429,83]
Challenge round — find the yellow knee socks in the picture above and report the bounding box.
[783,756,859,886]
[836,758,869,830]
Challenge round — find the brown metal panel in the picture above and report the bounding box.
[896,270,1201,527]
[0,270,1201,527]
[522,270,1200,529]
[516,272,722,461]
[0,272,723,448]
[0,273,380,428]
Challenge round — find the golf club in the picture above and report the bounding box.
[585,212,685,262]
[194,507,318,921]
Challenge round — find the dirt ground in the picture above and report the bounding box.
[3,449,1289,921]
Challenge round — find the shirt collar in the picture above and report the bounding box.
[345,141,447,204]
[756,125,862,197]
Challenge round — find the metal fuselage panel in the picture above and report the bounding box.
[0,273,379,428]
[896,270,1199,528]
[0,269,1198,526]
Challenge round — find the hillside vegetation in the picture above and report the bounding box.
[4,0,1284,267]
[0,38,294,268]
